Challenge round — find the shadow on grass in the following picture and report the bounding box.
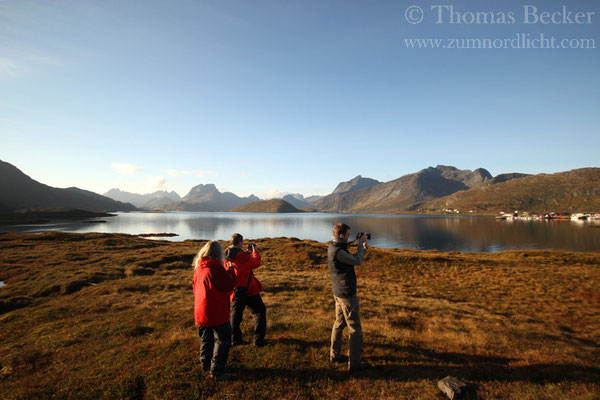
[234,337,600,387]
[276,337,515,365]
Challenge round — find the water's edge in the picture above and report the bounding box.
[1,211,598,253]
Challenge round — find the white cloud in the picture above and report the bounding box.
[166,169,218,178]
[147,176,166,190]
[241,172,251,177]
[259,189,291,200]
[111,162,143,175]
[196,170,218,178]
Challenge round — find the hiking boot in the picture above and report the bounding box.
[348,362,371,374]
[210,372,232,381]
[329,355,347,364]
[253,340,272,348]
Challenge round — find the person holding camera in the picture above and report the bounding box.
[225,233,268,347]
[328,222,371,373]
[192,240,237,380]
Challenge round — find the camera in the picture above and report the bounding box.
[247,243,257,251]
[355,232,371,240]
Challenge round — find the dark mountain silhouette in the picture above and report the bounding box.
[281,193,322,209]
[0,160,137,212]
[423,168,600,214]
[308,166,494,213]
[161,184,260,211]
[103,188,180,209]
[231,199,303,213]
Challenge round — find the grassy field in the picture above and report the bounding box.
[1,232,599,399]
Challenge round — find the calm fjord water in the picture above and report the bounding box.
[3,212,599,252]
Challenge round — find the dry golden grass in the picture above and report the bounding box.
[0,232,599,399]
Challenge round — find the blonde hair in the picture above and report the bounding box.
[193,240,224,269]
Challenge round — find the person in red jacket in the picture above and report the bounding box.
[192,240,236,380]
[225,233,267,347]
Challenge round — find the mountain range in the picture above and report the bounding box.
[103,188,181,209]
[0,160,137,213]
[2,159,597,215]
[159,184,261,211]
[308,166,501,213]
[102,187,323,211]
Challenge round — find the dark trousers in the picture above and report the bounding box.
[198,322,231,376]
[230,287,267,346]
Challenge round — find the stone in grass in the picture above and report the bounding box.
[438,376,468,400]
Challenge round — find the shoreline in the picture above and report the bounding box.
[0,209,116,226]
[6,208,598,220]
[2,230,600,254]
[1,221,599,253]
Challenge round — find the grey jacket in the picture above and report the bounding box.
[327,236,366,298]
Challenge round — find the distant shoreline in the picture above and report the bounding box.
[0,209,116,226]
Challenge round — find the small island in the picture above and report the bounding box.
[230,199,303,213]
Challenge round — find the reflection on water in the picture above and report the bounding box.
[2,212,599,253]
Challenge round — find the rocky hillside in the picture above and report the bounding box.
[490,173,530,185]
[309,166,494,213]
[422,168,600,214]
[230,199,302,213]
[331,175,381,195]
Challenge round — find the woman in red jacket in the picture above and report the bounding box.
[192,240,236,380]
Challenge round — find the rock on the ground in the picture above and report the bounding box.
[438,376,468,400]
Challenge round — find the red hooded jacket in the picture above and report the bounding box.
[225,246,263,297]
[193,258,237,327]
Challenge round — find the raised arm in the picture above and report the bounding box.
[336,245,366,266]
[236,250,262,270]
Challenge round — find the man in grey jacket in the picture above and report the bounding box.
[327,222,370,373]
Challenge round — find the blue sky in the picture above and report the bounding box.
[1,0,598,198]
